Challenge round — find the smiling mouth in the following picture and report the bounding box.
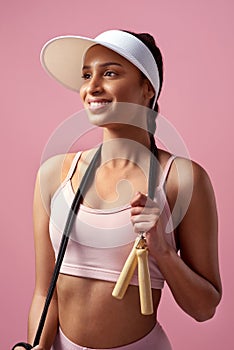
[88,100,112,111]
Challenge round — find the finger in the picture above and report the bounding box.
[130,206,145,216]
[131,192,159,209]
[131,206,160,217]
[132,221,155,234]
[130,192,148,207]
[131,213,158,224]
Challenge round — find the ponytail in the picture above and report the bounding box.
[122,29,163,159]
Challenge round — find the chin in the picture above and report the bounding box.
[86,111,111,127]
[86,102,146,130]
[85,104,119,128]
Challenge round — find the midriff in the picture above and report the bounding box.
[57,274,161,348]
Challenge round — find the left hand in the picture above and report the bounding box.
[130,192,170,258]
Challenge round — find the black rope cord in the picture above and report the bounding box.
[12,145,102,350]
[148,134,159,200]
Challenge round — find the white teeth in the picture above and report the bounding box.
[89,101,110,108]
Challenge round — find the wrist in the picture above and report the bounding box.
[150,243,175,264]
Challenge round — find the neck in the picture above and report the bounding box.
[100,126,151,168]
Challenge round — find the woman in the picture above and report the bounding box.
[15,29,222,350]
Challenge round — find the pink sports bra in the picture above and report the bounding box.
[49,152,177,289]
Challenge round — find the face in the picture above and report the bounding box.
[79,45,155,128]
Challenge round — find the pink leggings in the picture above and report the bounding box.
[51,323,172,350]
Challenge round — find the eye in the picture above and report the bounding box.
[104,70,117,77]
[81,72,91,80]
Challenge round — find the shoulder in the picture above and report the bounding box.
[158,148,211,191]
[35,148,97,198]
[158,149,215,227]
[170,156,212,195]
[38,152,77,181]
[35,152,78,201]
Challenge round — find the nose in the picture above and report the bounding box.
[86,74,103,95]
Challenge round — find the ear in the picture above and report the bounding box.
[142,79,155,102]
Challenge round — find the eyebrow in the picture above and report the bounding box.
[82,62,123,70]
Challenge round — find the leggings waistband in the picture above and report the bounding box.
[51,323,172,350]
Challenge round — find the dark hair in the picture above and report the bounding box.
[122,30,164,110]
[122,30,164,164]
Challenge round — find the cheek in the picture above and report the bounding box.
[125,86,144,102]
[79,86,86,101]
[113,84,140,101]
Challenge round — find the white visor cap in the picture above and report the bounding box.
[40,29,160,107]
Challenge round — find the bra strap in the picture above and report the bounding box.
[158,155,177,188]
[64,151,82,182]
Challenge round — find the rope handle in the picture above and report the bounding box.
[112,237,154,315]
[112,238,139,299]
[136,247,153,315]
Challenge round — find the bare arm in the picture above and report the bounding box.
[131,158,222,321]
[26,155,68,350]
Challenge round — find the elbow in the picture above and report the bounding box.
[193,294,222,322]
[193,288,222,322]
[193,306,217,322]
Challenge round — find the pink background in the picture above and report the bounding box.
[1,0,233,349]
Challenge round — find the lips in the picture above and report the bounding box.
[88,99,112,111]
